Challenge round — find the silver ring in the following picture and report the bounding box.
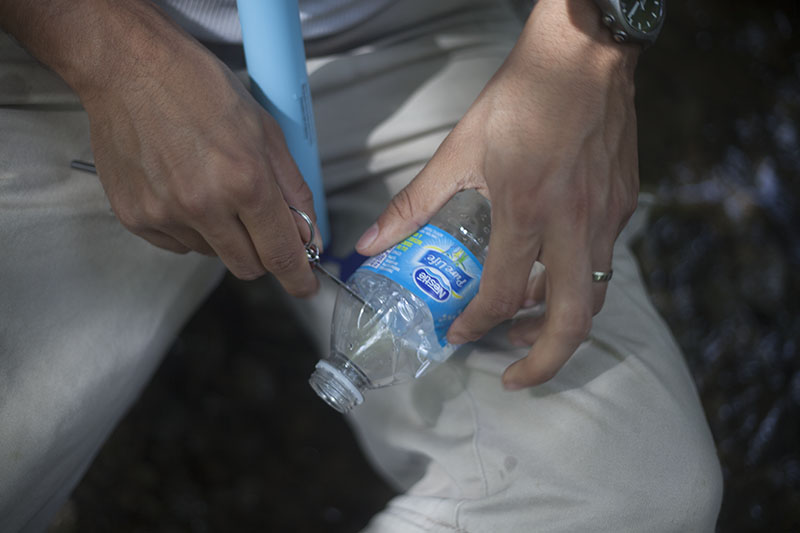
[288,206,314,247]
[592,270,613,282]
[288,206,319,263]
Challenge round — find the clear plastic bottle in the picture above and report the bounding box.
[309,190,491,413]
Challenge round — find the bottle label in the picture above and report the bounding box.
[357,224,482,346]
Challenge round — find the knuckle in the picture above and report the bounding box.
[291,180,315,211]
[482,294,520,322]
[204,149,241,177]
[552,307,593,341]
[227,169,266,205]
[388,188,419,224]
[141,200,171,227]
[202,152,268,206]
[115,208,144,232]
[265,248,304,275]
[176,189,211,219]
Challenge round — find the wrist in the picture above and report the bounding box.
[69,2,200,102]
[518,0,639,82]
[0,0,198,102]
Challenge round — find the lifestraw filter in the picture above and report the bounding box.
[237,0,330,245]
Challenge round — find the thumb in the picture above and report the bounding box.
[355,167,459,256]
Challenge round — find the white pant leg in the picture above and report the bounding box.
[0,33,224,531]
[349,241,722,533]
[294,6,724,532]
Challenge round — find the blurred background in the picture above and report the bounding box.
[49,0,799,531]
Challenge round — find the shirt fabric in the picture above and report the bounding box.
[154,0,395,42]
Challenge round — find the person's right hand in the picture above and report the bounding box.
[74,2,319,296]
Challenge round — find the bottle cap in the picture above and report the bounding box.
[308,360,364,413]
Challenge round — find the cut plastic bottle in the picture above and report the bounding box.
[309,190,491,413]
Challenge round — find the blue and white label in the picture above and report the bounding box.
[357,224,483,346]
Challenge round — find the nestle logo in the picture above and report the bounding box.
[413,267,450,302]
[419,249,473,294]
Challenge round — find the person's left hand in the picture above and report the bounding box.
[354,0,640,389]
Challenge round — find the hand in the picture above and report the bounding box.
[75,3,320,296]
[0,0,320,297]
[355,0,640,387]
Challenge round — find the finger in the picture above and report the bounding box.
[446,197,541,343]
[502,235,593,389]
[512,240,612,346]
[589,238,615,315]
[523,267,547,308]
[140,231,191,254]
[238,179,318,297]
[196,214,268,281]
[266,126,324,252]
[112,202,192,254]
[167,226,216,256]
[289,208,316,249]
[508,314,546,346]
[135,229,191,254]
[355,158,462,256]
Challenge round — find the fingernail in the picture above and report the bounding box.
[356,223,378,252]
[503,380,525,391]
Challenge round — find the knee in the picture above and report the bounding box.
[619,429,723,532]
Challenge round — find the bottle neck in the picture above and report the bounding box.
[330,350,371,390]
[429,189,491,262]
[308,352,371,413]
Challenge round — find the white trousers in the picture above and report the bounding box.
[0,2,722,531]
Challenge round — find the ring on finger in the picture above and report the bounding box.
[591,270,613,282]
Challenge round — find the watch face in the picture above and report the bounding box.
[620,0,664,33]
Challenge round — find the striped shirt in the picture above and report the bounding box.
[154,0,395,42]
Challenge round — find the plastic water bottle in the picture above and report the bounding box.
[309,190,491,413]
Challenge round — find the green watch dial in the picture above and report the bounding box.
[620,0,664,33]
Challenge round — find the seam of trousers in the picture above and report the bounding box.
[453,383,490,530]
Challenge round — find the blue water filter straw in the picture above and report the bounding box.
[236,0,330,245]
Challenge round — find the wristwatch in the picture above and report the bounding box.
[591,0,665,47]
